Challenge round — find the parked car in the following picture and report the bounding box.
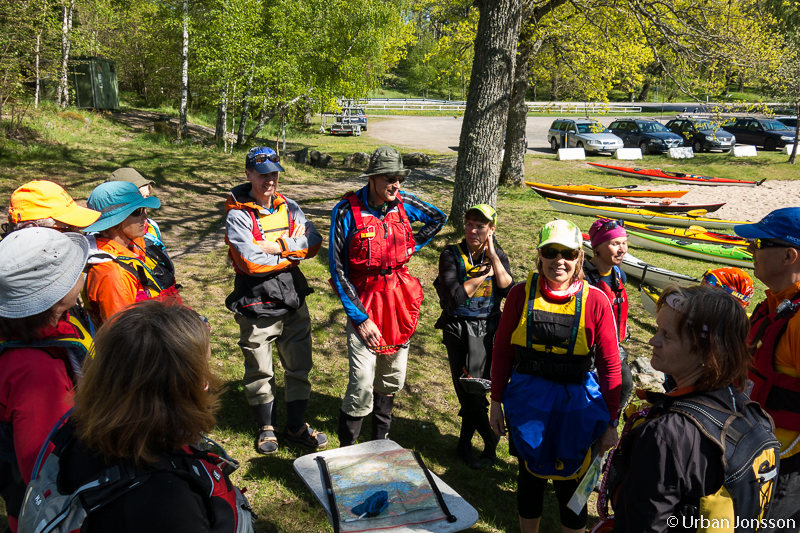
[776,116,797,129]
[664,117,735,153]
[723,117,796,151]
[547,119,624,154]
[608,118,684,155]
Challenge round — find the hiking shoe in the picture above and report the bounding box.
[256,425,278,455]
[284,423,328,449]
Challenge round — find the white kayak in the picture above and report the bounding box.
[583,243,699,289]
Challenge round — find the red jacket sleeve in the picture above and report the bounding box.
[0,348,74,484]
[490,283,526,402]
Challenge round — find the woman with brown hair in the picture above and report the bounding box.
[25,300,250,532]
[490,219,621,533]
[604,285,779,532]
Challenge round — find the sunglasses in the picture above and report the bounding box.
[748,238,799,250]
[130,207,147,217]
[702,270,750,302]
[382,176,406,185]
[540,246,581,260]
[467,261,491,276]
[250,153,280,164]
[601,219,624,231]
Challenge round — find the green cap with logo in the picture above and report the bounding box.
[465,204,497,224]
[359,146,411,178]
[538,219,582,249]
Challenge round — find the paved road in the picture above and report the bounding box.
[366,114,682,153]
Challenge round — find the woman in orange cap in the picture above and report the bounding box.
[701,267,754,309]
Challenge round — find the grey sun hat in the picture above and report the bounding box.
[0,228,89,318]
[359,146,411,179]
[106,167,154,189]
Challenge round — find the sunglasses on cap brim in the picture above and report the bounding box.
[540,246,581,260]
[702,271,751,302]
[250,153,280,164]
[602,219,624,231]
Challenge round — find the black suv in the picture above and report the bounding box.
[664,117,736,153]
[723,118,796,151]
[608,119,684,155]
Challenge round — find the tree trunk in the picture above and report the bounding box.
[790,101,799,165]
[34,33,41,108]
[302,95,313,126]
[450,0,524,230]
[56,0,73,108]
[215,83,228,149]
[738,72,745,92]
[178,0,189,141]
[236,69,253,147]
[245,94,304,143]
[550,70,558,101]
[499,36,542,188]
[638,80,651,101]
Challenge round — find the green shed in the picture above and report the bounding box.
[70,57,119,110]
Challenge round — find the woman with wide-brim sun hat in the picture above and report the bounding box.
[490,219,621,533]
[84,181,181,325]
[0,228,89,532]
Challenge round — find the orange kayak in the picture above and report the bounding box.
[525,181,688,199]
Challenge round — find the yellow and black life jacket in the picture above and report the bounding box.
[113,242,177,298]
[510,272,594,383]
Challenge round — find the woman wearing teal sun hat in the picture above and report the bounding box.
[434,204,513,469]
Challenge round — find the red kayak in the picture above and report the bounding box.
[529,186,725,213]
[588,162,765,187]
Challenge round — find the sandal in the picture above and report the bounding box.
[256,425,278,455]
[284,423,328,449]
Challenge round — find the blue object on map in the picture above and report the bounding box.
[351,490,389,517]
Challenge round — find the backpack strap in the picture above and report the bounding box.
[412,451,457,523]
[315,456,341,533]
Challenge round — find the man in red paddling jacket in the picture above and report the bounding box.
[734,207,800,530]
[329,146,446,445]
[225,146,326,455]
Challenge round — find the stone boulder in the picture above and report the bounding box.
[402,152,431,167]
[310,150,333,169]
[343,152,370,168]
[287,147,309,165]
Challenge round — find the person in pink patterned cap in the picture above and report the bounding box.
[584,218,632,408]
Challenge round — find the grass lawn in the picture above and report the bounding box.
[0,103,788,532]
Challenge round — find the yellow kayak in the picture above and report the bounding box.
[547,199,750,230]
[624,221,748,246]
[525,182,688,199]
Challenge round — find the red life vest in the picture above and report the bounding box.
[583,261,627,343]
[344,192,423,355]
[747,293,800,431]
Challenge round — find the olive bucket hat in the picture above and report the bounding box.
[359,146,411,179]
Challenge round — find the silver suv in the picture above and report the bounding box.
[547,119,624,154]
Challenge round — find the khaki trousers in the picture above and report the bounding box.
[234,302,313,406]
[341,321,409,417]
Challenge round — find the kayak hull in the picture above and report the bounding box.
[624,221,748,246]
[547,199,748,230]
[640,285,660,318]
[627,231,753,269]
[583,243,699,289]
[529,186,725,213]
[525,181,688,199]
[587,162,762,187]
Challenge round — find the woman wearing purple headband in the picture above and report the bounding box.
[584,218,633,408]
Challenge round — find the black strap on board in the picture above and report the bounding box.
[315,456,341,533]
[412,451,457,523]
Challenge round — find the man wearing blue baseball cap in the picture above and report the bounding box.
[735,207,800,530]
[84,181,181,325]
[224,146,326,454]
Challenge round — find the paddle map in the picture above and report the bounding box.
[325,449,446,531]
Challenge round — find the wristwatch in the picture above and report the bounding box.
[608,419,620,428]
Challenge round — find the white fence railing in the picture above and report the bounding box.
[359,98,643,114]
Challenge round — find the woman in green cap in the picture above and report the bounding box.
[490,219,620,533]
[434,204,513,468]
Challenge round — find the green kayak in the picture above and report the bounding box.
[627,230,753,269]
